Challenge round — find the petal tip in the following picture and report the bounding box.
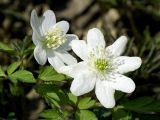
[127,83,136,93]
[70,87,80,96]
[125,78,136,93]
[88,28,101,34]
[134,57,142,69]
[43,9,56,18]
[31,9,36,15]
[54,21,69,33]
[137,57,142,65]
[60,20,69,27]
[70,34,79,40]
[70,40,79,46]
[102,100,116,108]
[119,35,128,43]
[30,9,37,21]
[45,9,54,13]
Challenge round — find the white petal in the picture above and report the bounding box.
[53,21,69,34]
[71,40,88,60]
[30,9,43,36]
[42,10,56,33]
[34,46,47,65]
[106,36,128,56]
[59,61,88,78]
[87,28,105,49]
[54,51,77,65]
[95,80,115,108]
[67,34,78,40]
[57,34,78,51]
[114,56,142,74]
[32,32,41,45]
[48,54,65,72]
[70,72,96,96]
[109,74,135,93]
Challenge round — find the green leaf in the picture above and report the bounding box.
[122,96,160,113]
[115,91,124,101]
[35,84,61,101]
[78,97,96,109]
[35,84,60,102]
[0,65,6,77]
[112,108,132,120]
[9,70,35,83]
[35,84,56,95]
[39,109,63,120]
[75,110,97,120]
[7,112,16,119]
[68,92,77,105]
[47,92,61,102]
[0,42,12,51]
[47,89,69,106]
[38,66,66,81]
[9,83,23,96]
[0,42,15,54]
[35,84,68,108]
[7,61,21,75]
[52,74,66,81]
[45,95,61,108]
[21,36,34,56]
[135,114,160,120]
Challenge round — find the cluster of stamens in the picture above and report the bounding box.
[94,58,108,73]
[44,28,67,49]
[88,46,121,80]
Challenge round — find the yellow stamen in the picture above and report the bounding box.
[95,59,108,72]
[44,28,67,49]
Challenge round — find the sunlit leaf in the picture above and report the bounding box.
[9,70,35,83]
[0,65,6,77]
[38,66,66,81]
[0,42,16,54]
[39,109,63,120]
[75,110,97,120]
[78,97,96,109]
[68,92,77,105]
[7,61,21,75]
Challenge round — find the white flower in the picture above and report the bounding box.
[60,28,142,108]
[30,9,77,72]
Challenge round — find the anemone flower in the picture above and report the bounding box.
[60,28,142,108]
[30,9,77,72]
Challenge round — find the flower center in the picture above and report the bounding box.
[94,59,108,72]
[88,46,117,80]
[44,28,67,49]
[88,46,124,80]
